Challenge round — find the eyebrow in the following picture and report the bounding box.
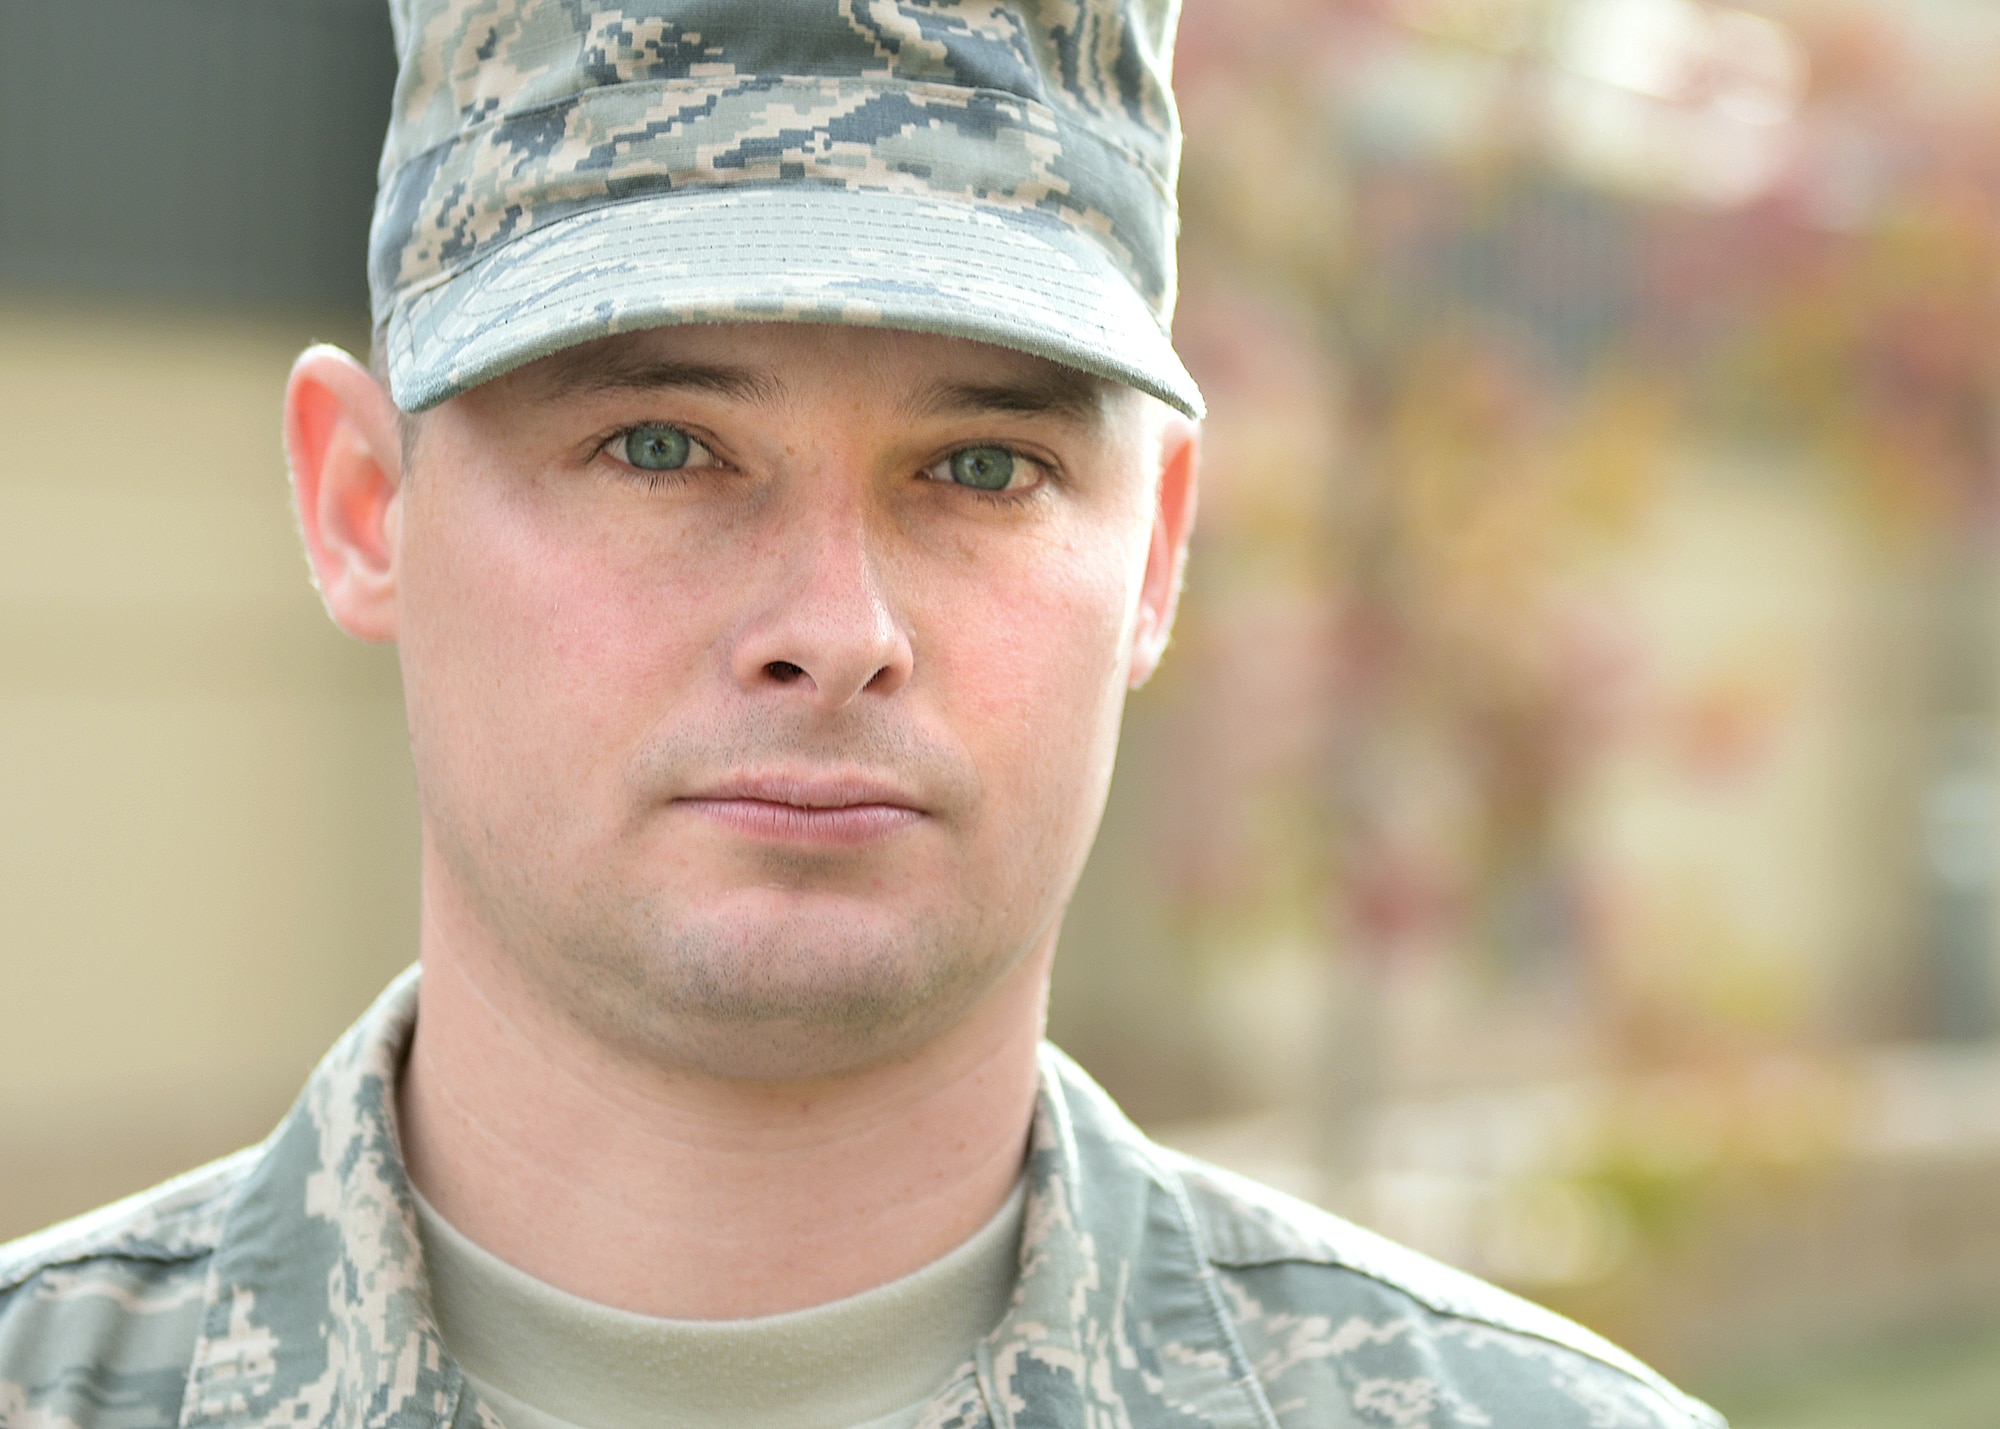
[902,373,1113,428]
[536,353,781,405]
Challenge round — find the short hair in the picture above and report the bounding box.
[370,328,422,477]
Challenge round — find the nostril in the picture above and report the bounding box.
[766,660,806,683]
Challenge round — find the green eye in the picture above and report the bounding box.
[949,446,1017,491]
[623,424,692,471]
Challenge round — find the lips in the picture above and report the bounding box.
[675,772,926,845]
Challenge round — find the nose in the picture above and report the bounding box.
[731,507,913,710]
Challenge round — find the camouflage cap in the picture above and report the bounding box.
[369,0,1204,418]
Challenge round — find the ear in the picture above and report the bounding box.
[285,344,406,644]
[1128,412,1199,689]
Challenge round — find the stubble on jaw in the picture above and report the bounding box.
[561,880,1023,1079]
[420,703,1069,1083]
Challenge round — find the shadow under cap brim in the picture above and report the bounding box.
[383,186,1204,420]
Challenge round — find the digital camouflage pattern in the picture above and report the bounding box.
[0,970,1723,1429]
[370,0,1205,417]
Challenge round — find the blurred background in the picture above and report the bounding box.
[3,0,1999,1423]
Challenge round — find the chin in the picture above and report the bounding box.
[542,889,1020,1080]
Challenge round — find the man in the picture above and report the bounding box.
[0,2,1723,1426]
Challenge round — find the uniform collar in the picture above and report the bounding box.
[177,969,1276,1429]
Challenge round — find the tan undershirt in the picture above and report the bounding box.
[413,1178,1026,1429]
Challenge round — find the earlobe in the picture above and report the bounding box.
[285,344,406,644]
[1127,414,1200,690]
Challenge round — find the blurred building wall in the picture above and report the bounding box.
[0,303,419,1242]
[0,0,389,310]
[0,0,404,1241]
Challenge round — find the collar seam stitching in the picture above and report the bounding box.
[1154,1158,1285,1429]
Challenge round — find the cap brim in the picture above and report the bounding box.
[384,186,1204,419]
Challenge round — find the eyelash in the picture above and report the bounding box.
[594,424,725,488]
[926,446,1057,506]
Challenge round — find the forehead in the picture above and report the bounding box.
[458,322,1138,432]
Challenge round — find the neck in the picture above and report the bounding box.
[396,891,1048,1320]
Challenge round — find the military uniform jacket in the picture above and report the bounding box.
[0,971,1723,1429]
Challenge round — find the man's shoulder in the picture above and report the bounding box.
[0,1147,256,1429]
[0,1145,251,1291]
[1159,1149,1727,1428]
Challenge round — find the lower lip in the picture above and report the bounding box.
[678,798,923,845]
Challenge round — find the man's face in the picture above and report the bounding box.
[381,323,1192,1079]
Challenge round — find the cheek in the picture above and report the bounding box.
[396,470,727,820]
[928,526,1138,834]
